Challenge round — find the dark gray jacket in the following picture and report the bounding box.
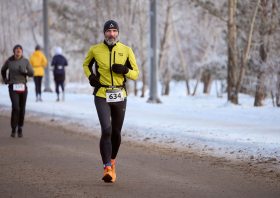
[1,56,34,84]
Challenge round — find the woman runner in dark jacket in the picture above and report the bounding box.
[1,45,34,137]
[51,47,68,101]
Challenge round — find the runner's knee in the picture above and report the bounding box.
[101,126,112,141]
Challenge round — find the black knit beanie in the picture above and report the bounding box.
[35,45,40,50]
[13,44,23,53]
[103,20,119,34]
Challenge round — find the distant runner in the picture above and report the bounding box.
[1,44,34,137]
[51,47,68,102]
[29,45,47,102]
[83,20,139,182]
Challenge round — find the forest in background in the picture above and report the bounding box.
[1,0,280,106]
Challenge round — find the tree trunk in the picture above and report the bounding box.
[158,2,172,74]
[192,44,210,96]
[162,66,170,95]
[141,68,147,97]
[276,95,280,107]
[164,81,170,95]
[227,0,238,103]
[276,71,280,107]
[271,91,275,107]
[171,10,190,95]
[254,0,275,106]
[138,0,147,98]
[134,80,137,96]
[254,69,266,106]
[203,72,214,94]
[231,0,260,104]
[192,67,203,96]
[158,1,172,96]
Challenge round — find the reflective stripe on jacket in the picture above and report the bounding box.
[83,41,139,98]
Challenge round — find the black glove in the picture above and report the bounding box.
[3,78,9,85]
[89,74,100,87]
[112,64,129,74]
[19,66,27,74]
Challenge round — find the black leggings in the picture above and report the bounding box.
[9,85,28,129]
[94,96,127,164]
[55,80,64,95]
[34,76,42,97]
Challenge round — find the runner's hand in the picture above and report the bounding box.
[3,78,9,85]
[112,64,129,74]
[89,74,100,87]
[19,66,27,74]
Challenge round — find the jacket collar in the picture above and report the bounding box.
[8,55,23,61]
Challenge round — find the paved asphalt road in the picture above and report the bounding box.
[0,115,279,198]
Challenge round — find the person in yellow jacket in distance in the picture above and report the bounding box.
[29,45,47,101]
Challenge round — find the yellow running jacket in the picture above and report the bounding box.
[83,41,139,98]
[29,50,47,76]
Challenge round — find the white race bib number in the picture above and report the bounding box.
[13,84,25,91]
[106,89,124,102]
[58,65,63,69]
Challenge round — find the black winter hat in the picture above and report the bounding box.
[103,20,119,34]
[35,45,41,50]
[13,44,23,53]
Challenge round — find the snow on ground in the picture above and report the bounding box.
[0,80,279,164]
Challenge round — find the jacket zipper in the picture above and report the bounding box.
[114,51,116,64]
[109,47,114,89]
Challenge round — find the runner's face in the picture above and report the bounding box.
[14,47,22,58]
[105,29,119,41]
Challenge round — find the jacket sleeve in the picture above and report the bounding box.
[1,61,9,81]
[29,55,33,67]
[124,48,139,80]
[26,60,34,77]
[42,54,47,68]
[83,47,95,78]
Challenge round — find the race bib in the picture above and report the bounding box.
[13,84,25,91]
[106,89,124,102]
[58,65,63,69]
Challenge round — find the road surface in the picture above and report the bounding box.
[0,115,279,198]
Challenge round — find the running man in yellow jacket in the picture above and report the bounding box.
[83,20,139,183]
[30,45,47,101]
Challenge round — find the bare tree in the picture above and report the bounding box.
[171,9,190,95]
[230,0,260,103]
[254,0,277,106]
[158,0,173,95]
[227,0,238,103]
[136,0,148,97]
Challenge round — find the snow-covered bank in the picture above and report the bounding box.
[0,81,279,165]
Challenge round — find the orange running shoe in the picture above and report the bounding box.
[111,164,116,182]
[102,166,113,182]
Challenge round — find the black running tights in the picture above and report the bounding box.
[55,80,64,95]
[34,76,42,97]
[9,85,28,129]
[94,96,127,164]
